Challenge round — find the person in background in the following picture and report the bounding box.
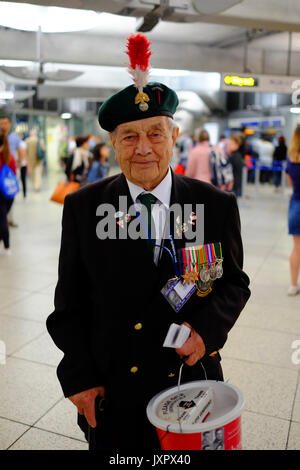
[176,131,193,172]
[185,128,212,183]
[87,142,110,184]
[67,136,76,155]
[218,134,228,155]
[19,136,29,198]
[255,134,275,184]
[0,133,16,255]
[0,116,21,227]
[26,129,44,192]
[227,134,244,198]
[88,134,101,152]
[69,135,90,183]
[273,135,287,192]
[285,125,300,296]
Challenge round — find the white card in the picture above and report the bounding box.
[163,323,191,349]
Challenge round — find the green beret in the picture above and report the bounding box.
[98,81,178,132]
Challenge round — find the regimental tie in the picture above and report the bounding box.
[138,193,157,255]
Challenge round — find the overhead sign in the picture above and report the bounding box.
[228,116,285,129]
[222,72,300,94]
[223,75,258,88]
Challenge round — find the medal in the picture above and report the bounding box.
[181,267,198,285]
[209,265,218,281]
[200,267,210,283]
[215,259,223,278]
[180,243,224,294]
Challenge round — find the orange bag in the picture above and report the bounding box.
[50,181,80,204]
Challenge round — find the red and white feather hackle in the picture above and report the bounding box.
[126,33,152,92]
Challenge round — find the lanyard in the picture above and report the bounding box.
[136,206,181,277]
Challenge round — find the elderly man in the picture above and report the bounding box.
[47,34,250,450]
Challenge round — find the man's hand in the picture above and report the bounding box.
[175,322,206,366]
[68,386,105,428]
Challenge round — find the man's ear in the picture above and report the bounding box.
[109,132,116,150]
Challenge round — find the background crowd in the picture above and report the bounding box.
[0,116,300,297]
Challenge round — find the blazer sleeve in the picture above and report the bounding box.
[182,193,251,356]
[46,195,102,398]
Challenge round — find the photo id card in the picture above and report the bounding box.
[161,277,197,313]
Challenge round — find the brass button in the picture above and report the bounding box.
[134,323,142,330]
[168,373,175,378]
[130,366,138,374]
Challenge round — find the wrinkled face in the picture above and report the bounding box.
[109,116,178,191]
[0,118,11,134]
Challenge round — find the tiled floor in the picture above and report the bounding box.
[0,170,299,450]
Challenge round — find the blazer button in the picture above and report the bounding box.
[168,373,175,377]
[130,366,138,374]
[134,323,142,330]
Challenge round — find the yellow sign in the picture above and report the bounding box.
[224,75,257,87]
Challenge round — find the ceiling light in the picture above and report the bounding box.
[61,113,72,120]
[0,2,99,33]
[290,107,300,113]
[0,91,14,100]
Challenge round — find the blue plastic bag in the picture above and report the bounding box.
[0,164,20,199]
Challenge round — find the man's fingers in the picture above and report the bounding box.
[184,351,199,366]
[176,340,194,357]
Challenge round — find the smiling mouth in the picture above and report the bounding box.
[132,161,155,165]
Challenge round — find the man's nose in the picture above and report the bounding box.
[135,135,152,155]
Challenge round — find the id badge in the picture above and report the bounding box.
[161,277,196,313]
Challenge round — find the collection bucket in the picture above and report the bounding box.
[146,380,244,450]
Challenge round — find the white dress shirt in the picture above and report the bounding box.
[126,167,172,265]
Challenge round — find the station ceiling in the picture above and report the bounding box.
[0,1,300,109]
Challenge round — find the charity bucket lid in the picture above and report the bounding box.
[146,380,245,434]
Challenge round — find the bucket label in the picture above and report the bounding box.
[157,416,242,451]
[157,387,213,425]
[202,417,241,450]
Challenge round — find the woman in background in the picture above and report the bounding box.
[87,142,110,184]
[286,125,300,295]
[0,133,16,255]
[273,135,287,191]
[185,128,212,183]
[227,134,244,197]
[68,135,90,183]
